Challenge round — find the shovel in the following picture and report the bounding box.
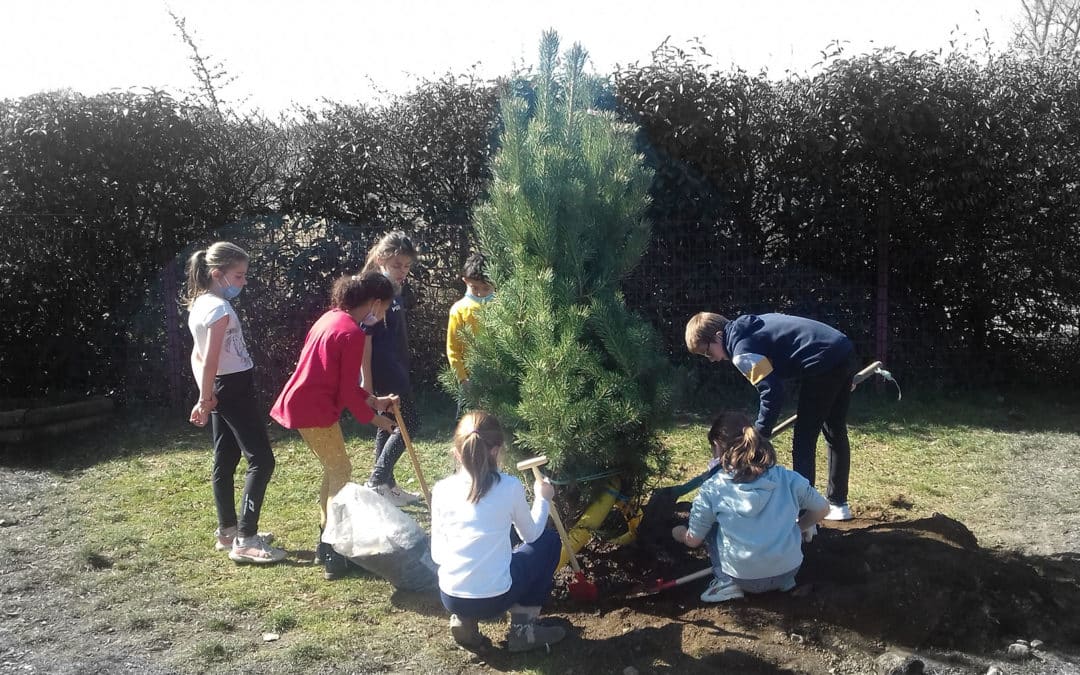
[391,401,432,507]
[517,455,600,602]
[623,566,713,599]
[637,361,887,550]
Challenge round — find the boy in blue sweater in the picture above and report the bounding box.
[685,312,856,520]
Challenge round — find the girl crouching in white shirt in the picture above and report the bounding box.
[431,411,568,652]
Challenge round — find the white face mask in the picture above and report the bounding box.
[361,311,379,326]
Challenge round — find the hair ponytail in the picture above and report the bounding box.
[707,411,777,483]
[453,411,505,503]
[182,249,209,308]
[182,242,249,308]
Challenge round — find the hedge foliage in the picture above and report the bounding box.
[2,47,1078,404]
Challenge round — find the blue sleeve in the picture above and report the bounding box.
[731,352,785,436]
[687,492,717,541]
[754,372,784,437]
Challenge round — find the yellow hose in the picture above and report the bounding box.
[558,478,620,568]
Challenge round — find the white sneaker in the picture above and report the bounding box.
[372,483,421,507]
[825,503,853,521]
[229,534,286,564]
[700,577,744,603]
[215,527,274,552]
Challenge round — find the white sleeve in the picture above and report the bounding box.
[197,299,229,329]
[509,478,550,544]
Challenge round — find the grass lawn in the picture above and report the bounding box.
[27,386,1080,672]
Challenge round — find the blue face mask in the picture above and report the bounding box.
[466,291,495,304]
[361,311,379,326]
[219,277,242,300]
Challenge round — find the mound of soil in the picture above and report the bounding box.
[551,505,1080,658]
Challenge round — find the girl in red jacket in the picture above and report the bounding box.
[271,272,399,579]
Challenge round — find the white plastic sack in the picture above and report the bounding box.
[322,482,426,558]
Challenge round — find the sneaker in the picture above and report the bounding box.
[371,483,421,507]
[449,614,488,650]
[323,545,349,581]
[215,528,274,552]
[825,502,853,521]
[506,621,566,653]
[801,524,817,543]
[229,534,286,564]
[700,577,744,603]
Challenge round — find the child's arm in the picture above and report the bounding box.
[190,315,228,427]
[795,479,830,531]
[446,308,468,382]
[510,478,552,544]
[359,333,373,392]
[673,494,715,548]
[731,352,784,435]
[339,331,396,432]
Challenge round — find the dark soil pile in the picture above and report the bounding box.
[551,506,1080,655]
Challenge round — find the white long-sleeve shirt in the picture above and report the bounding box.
[430,470,550,598]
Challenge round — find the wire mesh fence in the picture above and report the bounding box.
[2,212,1076,412]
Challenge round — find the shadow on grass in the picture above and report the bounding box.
[468,622,795,674]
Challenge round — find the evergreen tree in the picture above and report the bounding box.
[446,31,675,509]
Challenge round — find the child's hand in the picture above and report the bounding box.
[189,397,215,427]
[534,476,555,501]
[671,525,689,544]
[375,395,399,413]
[372,415,396,432]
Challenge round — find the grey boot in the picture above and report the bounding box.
[507,610,566,653]
[449,614,487,650]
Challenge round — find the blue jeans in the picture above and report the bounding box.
[704,523,799,593]
[440,529,562,618]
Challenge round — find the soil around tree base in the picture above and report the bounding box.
[542,504,1080,674]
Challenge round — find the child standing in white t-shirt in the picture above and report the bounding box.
[185,241,284,565]
[431,411,568,653]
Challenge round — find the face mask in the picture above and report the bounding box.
[219,277,242,300]
[361,311,379,326]
[466,291,495,304]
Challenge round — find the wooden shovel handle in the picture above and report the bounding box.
[391,401,431,506]
[770,361,885,437]
[527,466,583,574]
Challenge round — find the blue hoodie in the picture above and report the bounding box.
[722,313,853,435]
[687,464,828,580]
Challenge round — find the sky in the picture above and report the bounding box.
[1,0,1021,115]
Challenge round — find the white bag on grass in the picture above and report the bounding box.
[322,482,437,591]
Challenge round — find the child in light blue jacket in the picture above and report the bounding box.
[673,411,830,602]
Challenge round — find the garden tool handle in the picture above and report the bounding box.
[528,466,583,574]
[770,361,886,437]
[392,401,432,506]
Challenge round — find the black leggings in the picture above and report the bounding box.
[211,370,275,537]
[368,391,419,487]
[791,355,855,505]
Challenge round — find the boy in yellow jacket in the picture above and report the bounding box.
[446,253,494,417]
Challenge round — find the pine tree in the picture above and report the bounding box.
[446,31,674,509]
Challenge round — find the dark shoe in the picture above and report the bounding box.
[506,621,566,653]
[315,540,331,565]
[323,546,349,581]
